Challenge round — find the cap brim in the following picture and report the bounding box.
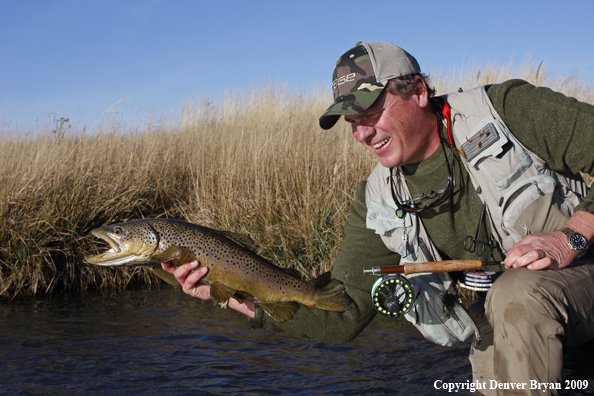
[318,86,384,130]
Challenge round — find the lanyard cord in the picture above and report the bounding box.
[439,98,454,147]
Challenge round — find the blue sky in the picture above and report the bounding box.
[1,0,593,132]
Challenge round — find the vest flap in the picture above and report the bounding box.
[461,117,509,168]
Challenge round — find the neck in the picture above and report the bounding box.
[414,107,441,163]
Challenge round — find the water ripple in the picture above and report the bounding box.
[1,289,590,395]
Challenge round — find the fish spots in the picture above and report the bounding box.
[100,218,332,311]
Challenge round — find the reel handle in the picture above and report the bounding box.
[363,260,482,275]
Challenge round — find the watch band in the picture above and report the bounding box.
[560,227,588,258]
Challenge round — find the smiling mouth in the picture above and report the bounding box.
[372,137,390,149]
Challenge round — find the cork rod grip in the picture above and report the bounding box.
[404,260,482,275]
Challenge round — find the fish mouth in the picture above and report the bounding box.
[93,229,122,253]
[85,229,137,266]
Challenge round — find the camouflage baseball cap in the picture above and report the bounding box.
[319,42,421,130]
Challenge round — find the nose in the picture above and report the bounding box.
[352,122,375,143]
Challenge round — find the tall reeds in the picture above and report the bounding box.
[1,60,592,298]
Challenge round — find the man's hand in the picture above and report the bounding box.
[161,261,213,300]
[160,261,256,319]
[504,231,575,270]
[504,211,594,270]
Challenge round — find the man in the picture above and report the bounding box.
[163,42,594,395]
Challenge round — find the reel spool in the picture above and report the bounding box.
[371,275,414,318]
[459,270,496,292]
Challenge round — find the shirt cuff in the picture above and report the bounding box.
[249,305,265,329]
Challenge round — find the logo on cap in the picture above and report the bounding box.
[332,72,357,90]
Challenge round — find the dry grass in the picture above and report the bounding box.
[0,85,374,298]
[431,55,594,104]
[1,60,592,298]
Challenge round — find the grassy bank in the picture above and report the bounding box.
[1,61,593,298]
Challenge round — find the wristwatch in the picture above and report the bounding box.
[560,227,589,258]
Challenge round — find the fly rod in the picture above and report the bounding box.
[363,260,483,276]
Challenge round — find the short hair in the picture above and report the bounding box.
[385,73,435,99]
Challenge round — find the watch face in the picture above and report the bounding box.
[570,234,588,250]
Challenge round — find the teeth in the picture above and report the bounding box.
[372,137,390,149]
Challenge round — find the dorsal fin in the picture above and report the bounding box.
[218,231,258,252]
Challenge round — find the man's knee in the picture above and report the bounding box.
[485,268,557,327]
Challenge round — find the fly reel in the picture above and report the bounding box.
[370,275,414,318]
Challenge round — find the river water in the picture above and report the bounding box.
[0,288,591,396]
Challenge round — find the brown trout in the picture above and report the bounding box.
[85,218,351,322]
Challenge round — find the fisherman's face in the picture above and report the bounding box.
[345,77,438,168]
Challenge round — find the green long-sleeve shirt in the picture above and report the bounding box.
[251,79,594,343]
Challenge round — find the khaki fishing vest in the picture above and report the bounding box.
[365,85,589,346]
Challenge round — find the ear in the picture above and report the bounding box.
[413,75,431,109]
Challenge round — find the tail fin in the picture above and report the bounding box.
[312,279,352,312]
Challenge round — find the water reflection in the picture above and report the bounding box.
[0,289,590,395]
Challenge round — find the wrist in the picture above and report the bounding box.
[228,298,256,319]
[559,227,589,258]
[563,211,594,241]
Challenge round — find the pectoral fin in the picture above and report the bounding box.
[210,282,236,306]
[153,245,196,267]
[152,268,180,287]
[258,301,299,322]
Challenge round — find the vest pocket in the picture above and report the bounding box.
[499,174,569,243]
[404,274,476,346]
[475,142,533,190]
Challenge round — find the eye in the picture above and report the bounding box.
[365,109,382,120]
[113,227,123,235]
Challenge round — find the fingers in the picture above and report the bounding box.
[160,260,212,300]
[504,246,549,269]
[160,260,200,277]
[504,231,571,270]
[526,254,556,270]
[160,261,176,272]
[160,260,254,319]
[174,260,201,279]
[185,265,208,286]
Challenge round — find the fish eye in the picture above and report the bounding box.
[113,227,123,235]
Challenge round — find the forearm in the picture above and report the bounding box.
[251,181,399,342]
[251,285,376,343]
[228,298,256,319]
[249,240,385,343]
[487,80,594,269]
